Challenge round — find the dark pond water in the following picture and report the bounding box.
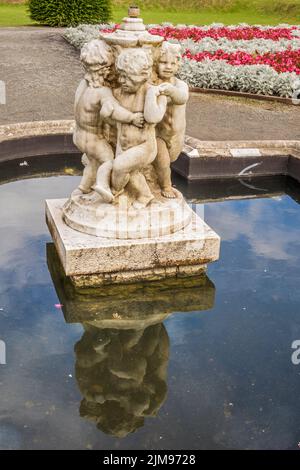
[0,157,300,450]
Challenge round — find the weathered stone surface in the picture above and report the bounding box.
[46,198,220,284]
[70,264,207,287]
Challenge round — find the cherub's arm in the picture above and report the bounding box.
[100,98,134,123]
[99,88,143,127]
[144,85,167,124]
[74,79,86,111]
[158,79,189,105]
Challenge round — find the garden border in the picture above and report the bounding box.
[189,87,296,105]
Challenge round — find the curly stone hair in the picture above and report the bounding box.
[80,39,113,67]
[116,48,153,78]
[159,41,182,66]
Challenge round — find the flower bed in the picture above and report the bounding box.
[64,23,300,98]
[183,49,300,74]
[149,25,299,41]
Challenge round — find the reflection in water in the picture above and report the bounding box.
[173,174,287,204]
[47,243,215,437]
[0,155,82,187]
[76,322,169,437]
[1,167,300,448]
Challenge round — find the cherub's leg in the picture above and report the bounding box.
[92,161,114,203]
[127,172,154,209]
[153,138,176,198]
[78,155,99,193]
[112,143,153,194]
[91,140,115,203]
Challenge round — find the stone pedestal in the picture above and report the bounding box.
[46,199,220,287]
[47,242,216,326]
[44,12,221,287]
[62,188,192,239]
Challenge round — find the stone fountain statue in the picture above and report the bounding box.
[73,39,188,203]
[46,9,220,286]
[62,11,191,238]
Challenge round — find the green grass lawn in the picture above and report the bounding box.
[0,3,298,27]
[0,3,36,26]
[113,7,297,25]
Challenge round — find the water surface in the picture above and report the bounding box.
[0,161,300,450]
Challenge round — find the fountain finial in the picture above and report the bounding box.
[99,5,163,46]
[128,5,140,18]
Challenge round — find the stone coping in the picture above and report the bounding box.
[0,120,74,143]
[1,119,299,154]
[183,135,300,157]
[180,135,300,181]
[1,120,300,181]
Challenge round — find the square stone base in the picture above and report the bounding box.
[46,199,220,287]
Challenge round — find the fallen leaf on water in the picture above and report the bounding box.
[64,167,77,175]
[112,312,122,319]
[25,401,35,409]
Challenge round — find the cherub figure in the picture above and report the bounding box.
[153,42,189,198]
[96,48,167,208]
[73,39,144,196]
[75,322,169,437]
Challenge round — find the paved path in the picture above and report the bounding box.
[0,28,82,124]
[187,93,300,141]
[1,27,300,140]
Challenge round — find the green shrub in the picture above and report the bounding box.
[28,0,111,27]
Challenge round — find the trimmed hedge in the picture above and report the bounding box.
[28,0,111,27]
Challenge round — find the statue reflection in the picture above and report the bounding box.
[76,321,168,437]
[47,243,216,438]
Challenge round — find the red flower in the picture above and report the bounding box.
[183,49,300,74]
[99,24,300,75]
[148,26,298,42]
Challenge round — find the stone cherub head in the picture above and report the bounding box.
[80,39,114,88]
[116,48,153,93]
[155,41,182,81]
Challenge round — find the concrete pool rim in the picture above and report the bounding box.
[1,120,300,183]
